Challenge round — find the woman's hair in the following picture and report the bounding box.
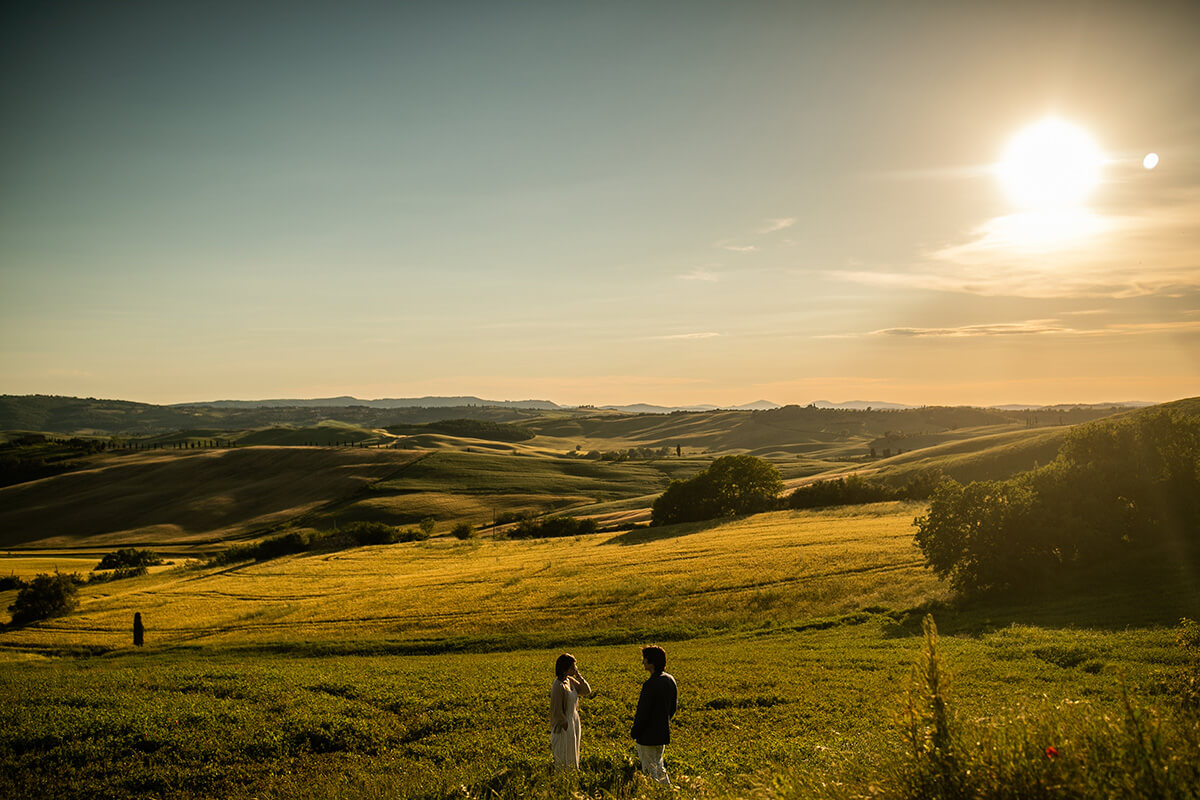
[555,653,576,678]
[642,645,666,674]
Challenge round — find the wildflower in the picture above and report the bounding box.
[1045,745,1059,759]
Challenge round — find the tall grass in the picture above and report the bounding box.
[772,615,1200,800]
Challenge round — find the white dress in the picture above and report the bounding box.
[550,679,581,768]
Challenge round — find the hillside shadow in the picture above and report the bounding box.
[883,562,1200,637]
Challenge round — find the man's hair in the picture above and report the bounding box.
[642,645,666,673]
[555,653,576,678]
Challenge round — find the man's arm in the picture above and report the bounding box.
[630,681,650,738]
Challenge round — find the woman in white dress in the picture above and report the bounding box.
[550,652,592,769]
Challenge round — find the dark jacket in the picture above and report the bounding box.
[631,671,677,745]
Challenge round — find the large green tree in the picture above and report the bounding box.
[913,409,1200,595]
[651,454,783,526]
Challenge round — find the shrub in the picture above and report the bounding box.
[95,548,163,571]
[418,517,436,537]
[396,527,430,542]
[86,566,148,583]
[0,575,26,591]
[451,522,476,540]
[788,475,898,509]
[8,572,79,626]
[343,521,398,546]
[509,516,599,539]
[213,531,313,564]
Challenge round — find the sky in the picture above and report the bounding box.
[2,0,1198,408]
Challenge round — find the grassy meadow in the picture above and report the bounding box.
[2,503,937,649]
[3,403,1199,798]
[3,498,1200,798]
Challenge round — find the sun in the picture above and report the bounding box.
[997,119,1104,210]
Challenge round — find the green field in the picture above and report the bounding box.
[3,400,1198,798]
[3,500,1199,798]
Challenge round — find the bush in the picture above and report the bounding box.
[95,548,164,571]
[651,454,783,526]
[343,521,398,545]
[213,531,313,565]
[0,575,26,591]
[789,475,899,509]
[8,572,79,626]
[451,522,476,540]
[509,516,599,539]
[86,566,148,583]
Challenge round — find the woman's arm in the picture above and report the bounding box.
[570,670,592,697]
[550,681,569,731]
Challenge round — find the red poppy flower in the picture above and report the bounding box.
[1045,746,1059,759]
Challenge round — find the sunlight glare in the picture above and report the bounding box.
[985,209,1109,252]
[1144,152,1159,170]
[998,119,1104,210]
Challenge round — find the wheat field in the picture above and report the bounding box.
[3,503,940,649]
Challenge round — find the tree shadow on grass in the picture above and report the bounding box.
[884,560,1200,638]
[600,518,732,546]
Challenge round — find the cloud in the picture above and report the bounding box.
[872,320,1067,337]
[654,332,721,340]
[677,268,720,282]
[759,218,796,234]
[1103,320,1200,335]
[828,187,1200,299]
[713,240,757,252]
[865,319,1200,338]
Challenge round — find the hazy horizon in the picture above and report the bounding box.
[3,1,1198,408]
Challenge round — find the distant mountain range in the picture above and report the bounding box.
[0,394,1163,436]
[174,396,562,411]
[175,396,787,414]
[94,395,1162,415]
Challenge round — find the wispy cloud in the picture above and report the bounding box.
[864,319,1200,338]
[654,332,721,340]
[709,217,795,252]
[713,240,757,252]
[759,218,796,234]
[828,188,1200,299]
[873,320,1067,337]
[1103,320,1200,335]
[677,267,720,282]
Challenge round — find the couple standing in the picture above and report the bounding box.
[550,645,677,785]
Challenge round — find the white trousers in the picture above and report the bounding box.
[636,743,670,785]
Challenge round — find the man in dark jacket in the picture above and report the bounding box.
[630,645,677,785]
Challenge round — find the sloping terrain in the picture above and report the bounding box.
[0,447,423,548]
[0,503,936,648]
